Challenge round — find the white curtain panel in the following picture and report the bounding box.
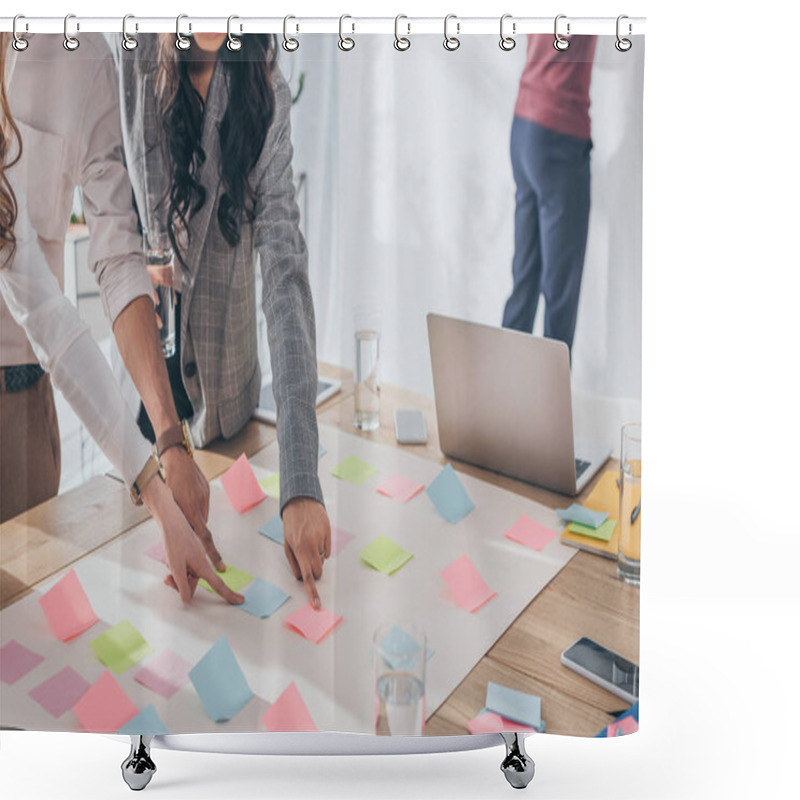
[285,34,643,452]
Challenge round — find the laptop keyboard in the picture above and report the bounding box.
[575,458,591,480]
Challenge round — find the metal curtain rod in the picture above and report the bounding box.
[0,15,646,37]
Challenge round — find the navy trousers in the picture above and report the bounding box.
[502,116,592,353]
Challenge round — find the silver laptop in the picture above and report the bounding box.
[427,313,610,496]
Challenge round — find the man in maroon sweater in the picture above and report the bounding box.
[502,34,597,354]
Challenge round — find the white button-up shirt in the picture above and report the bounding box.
[1,33,153,367]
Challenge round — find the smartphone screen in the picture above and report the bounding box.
[562,637,639,700]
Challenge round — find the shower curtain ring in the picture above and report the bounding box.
[443,14,460,51]
[175,14,191,51]
[553,14,570,51]
[338,15,355,51]
[499,14,516,51]
[12,15,29,51]
[615,15,633,51]
[394,15,411,51]
[283,15,299,51]
[121,15,138,51]
[227,15,242,51]
[63,14,80,51]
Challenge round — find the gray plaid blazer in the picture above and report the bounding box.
[109,37,322,510]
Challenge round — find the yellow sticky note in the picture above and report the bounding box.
[259,473,281,500]
[359,536,413,575]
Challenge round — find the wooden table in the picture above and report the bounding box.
[0,363,638,737]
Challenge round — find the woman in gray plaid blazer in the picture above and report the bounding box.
[112,31,331,607]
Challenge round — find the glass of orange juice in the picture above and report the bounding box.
[617,423,641,585]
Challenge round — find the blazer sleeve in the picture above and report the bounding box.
[252,68,324,514]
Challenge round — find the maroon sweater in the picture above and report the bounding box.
[514,34,597,141]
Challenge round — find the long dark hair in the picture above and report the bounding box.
[0,33,22,268]
[154,34,278,261]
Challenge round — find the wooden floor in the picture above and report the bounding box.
[0,363,639,737]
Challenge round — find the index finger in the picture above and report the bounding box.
[197,563,244,605]
[300,561,321,610]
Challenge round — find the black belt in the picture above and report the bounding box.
[0,363,45,393]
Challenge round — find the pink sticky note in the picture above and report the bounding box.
[134,649,193,700]
[73,671,139,732]
[467,711,537,736]
[38,569,99,642]
[376,474,425,504]
[220,453,268,514]
[144,541,168,565]
[262,681,318,732]
[441,554,497,613]
[607,715,639,737]
[329,526,355,557]
[504,514,559,551]
[29,667,91,718]
[0,640,45,684]
[284,604,343,644]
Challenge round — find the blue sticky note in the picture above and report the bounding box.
[239,578,290,619]
[118,704,168,735]
[379,625,435,671]
[258,516,284,545]
[318,442,327,459]
[189,636,254,723]
[556,503,608,529]
[426,463,475,524]
[485,682,542,730]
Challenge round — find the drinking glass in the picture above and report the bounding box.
[617,423,642,585]
[145,229,176,358]
[354,308,381,431]
[374,623,426,736]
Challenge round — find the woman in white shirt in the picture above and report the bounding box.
[0,33,242,606]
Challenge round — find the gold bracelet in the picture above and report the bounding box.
[130,454,163,506]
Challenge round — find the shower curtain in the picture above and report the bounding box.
[0,28,643,739]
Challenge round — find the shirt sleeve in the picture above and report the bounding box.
[77,44,154,325]
[0,188,152,488]
[253,69,324,514]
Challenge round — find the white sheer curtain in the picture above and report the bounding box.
[283,34,642,452]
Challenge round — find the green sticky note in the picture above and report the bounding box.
[331,455,378,486]
[199,565,255,595]
[259,473,281,499]
[90,621,154,675]
[567,518,616,542]
[359,535,413,575]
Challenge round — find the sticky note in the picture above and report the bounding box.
[198,565,254,595]
[379,625,435,671]
[556,503,608,529]
[38,569,99,642]
[567,518,616,542]
[486,682,542,730]
[262,681,318,732]
[259,516,284,545]
[73,671,139,732]
[259,472,281,500]
[144,540,168,565]
[189,636,254,723]
[329,526,355,557]
[284,604,343,644]
[118,704,169,736]
[467,711,537,735]
[134,649,192,700]
[29,667,91,718]
[318,443,327,459]
[90,621,154,675]
[220,453,268,513]
[0,640,44,684]
[239,579,290,618]
[426,463,475,523]
[331,454,378,485]
[359,535,413,575]
[607,714,638,737]
[376,474,425,503]
[441,554,496,613]
[504,515,559,551]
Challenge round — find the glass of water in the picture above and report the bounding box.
[374,623,426,736]
[145,229,176,358]
[617,423,642,585]
[354,307,381,431]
